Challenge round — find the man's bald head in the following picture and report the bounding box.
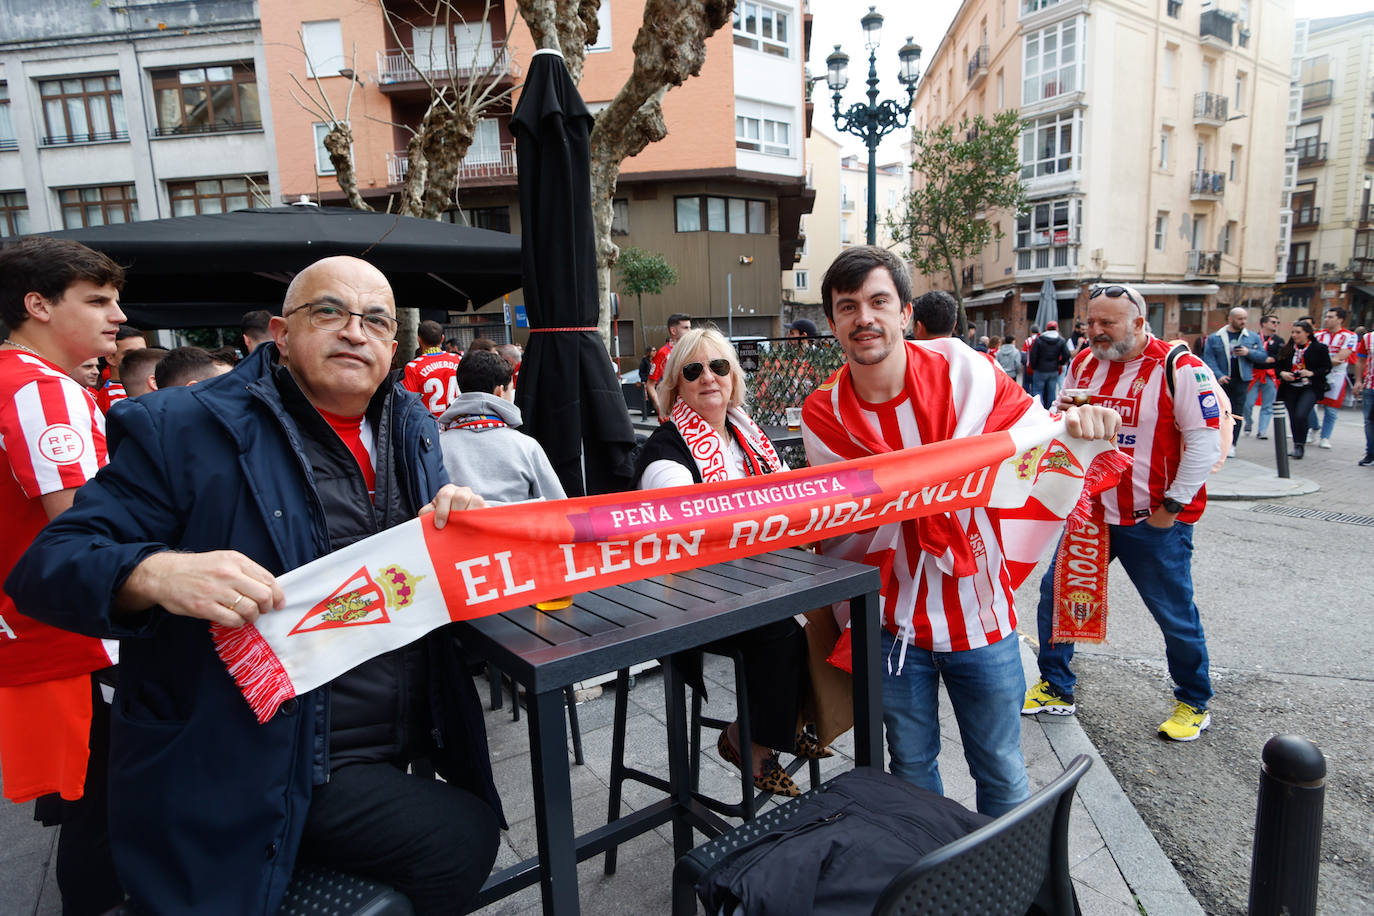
[1227,307,1247,331]
[283,256,395,315]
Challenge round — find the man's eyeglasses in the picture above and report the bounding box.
[681,359,731,382]
[286,302,398,341]
[1088,285,1144,316]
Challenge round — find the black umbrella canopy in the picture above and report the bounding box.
[511,49,635,497]
[29,206,523,328]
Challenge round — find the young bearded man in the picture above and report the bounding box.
[8,256,502,915]
[801,247,1120,816]
[647,313,692,422]
[0,236,127,915]
[1023,283,1221,741]
[1313,307,1357,448]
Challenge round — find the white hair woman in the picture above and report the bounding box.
[633,327,827,796]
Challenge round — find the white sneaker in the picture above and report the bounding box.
[1227,445,1236,458]
[1319,439,1332,449]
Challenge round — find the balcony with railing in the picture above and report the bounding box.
[1288,259,1316,278]
[1353,257,1374,277]
[1186,250,1221,278]
[1292,206,1321,229]
[0,138,17,151]
[967,44,990,88]
[1302,79,1333,108]
[1189,169,1226,201]
[1015,227,1081,272]
[1366,138,1374,164]
[40,128,129,146]
[1193,92,1229,126]
[961,263,984,291]
[1361,203,1373,225]
[1295,137,1328,167]
[386,143,517,186]
[376,41,519,88]
[1199,9,1234,45]
[840,192,855,212]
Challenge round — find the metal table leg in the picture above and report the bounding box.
[661,657,696,860]
[850,588,884,767]
[528,687,580,915]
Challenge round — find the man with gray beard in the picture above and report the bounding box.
[1022,284,1221,742]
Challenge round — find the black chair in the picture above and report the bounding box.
[112,864,414,916]
[485,664,584,766]
[604,648,820,875]
[672,755,1091,916]
[872,754,1090,915]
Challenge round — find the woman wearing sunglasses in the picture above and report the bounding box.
[1276,320,1331,459]
[633,327,822,796]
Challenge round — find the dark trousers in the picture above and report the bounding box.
[1222,377,1247,445]
[33,673,122,916]
[1282,386,1320,447]
[712,618,810,752]
[298,762,500,915]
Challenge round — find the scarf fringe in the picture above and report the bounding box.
[1068,448,1134,530]
[211,623,297,725]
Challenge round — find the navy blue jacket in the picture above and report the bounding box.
[7,344,501,915]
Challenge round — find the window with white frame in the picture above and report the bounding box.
[1163,45,1177,88]
[1222,220,1235,255]
[1016,198,1081,269]
[736,102,793,156]
[314,122,342,174]
[468,118,500,163]
[733,2,789,57]
[1159,128,1172,170]
[674,196,768,234]
[1234,71,1247,111]
[1155,212,1168,250]
[1023,19,1079,105]
[588,1,612,52]
[302,20,345,77]
[794,269,809,290]
[1020,110,1081,179]
[455,22,495,68]
[0,84,15,150]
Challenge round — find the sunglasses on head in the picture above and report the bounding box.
[1089,285,1144,315]
[681,359,731,382]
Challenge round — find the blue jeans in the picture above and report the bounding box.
[1362,389,1374,459]
[1319,404,1339,440]
[880,629,1029,817]
[1031,372,1059,409]
[1035,521,1212,710]
[1243,375,1277,435]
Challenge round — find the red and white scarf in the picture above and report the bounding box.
[670,399,783,481]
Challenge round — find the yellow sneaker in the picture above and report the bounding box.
[1022,679,1076,716]
[1158,701,1211,741]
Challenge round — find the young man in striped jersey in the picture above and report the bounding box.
[802,246,1121,815]
[1023,283,1221,741]
[0,236,127,915]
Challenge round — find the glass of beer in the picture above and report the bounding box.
[785,406,803,431]
[1062,388,1092,406]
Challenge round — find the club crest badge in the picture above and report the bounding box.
[1035,440,1085,479]
[289,564,424,636]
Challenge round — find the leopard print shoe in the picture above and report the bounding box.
[793,727,835,760]
[716,729,801,797]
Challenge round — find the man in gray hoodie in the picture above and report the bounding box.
[437,350,566,504]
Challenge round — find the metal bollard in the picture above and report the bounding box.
[1271,403,1290,479]
[1247,734,1326,916]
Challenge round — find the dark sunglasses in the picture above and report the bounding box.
[1089,285,1144,315]
[681,358,731,382]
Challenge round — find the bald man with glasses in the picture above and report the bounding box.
[1023,283,1221,742]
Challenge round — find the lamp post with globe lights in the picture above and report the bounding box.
[825,7,922,245]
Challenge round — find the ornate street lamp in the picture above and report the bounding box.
[827,6,922,245]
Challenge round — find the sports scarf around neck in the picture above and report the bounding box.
[670,398,783,481]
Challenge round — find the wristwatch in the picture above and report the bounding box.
[1161,497,1185,514]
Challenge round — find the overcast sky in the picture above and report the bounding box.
[806,0,1374,163]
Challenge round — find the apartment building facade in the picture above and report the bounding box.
[1275,13,1374,330]
[0,0,276,238]
[258,0,814,352]
[789,126,843,311]
[910,0,1292,343]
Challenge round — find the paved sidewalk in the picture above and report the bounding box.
[1,642,1200,914]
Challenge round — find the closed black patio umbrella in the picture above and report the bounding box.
[511,49,635,497]
[25,206,523,328]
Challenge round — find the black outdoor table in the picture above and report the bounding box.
[459,547,883,915]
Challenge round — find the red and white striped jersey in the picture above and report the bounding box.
[1067,337,1219,526]
[94,378,126,414]
[1316,328,1357,361]
[402,350,462,418]
[0,349,114,687]
[803,339,1046,653]
[1315,329,1357,406]
[1357,331,1374,387]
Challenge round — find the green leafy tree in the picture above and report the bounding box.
[616,246,680,352]
[889,110,1026,334]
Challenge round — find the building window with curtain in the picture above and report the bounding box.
[1022,19,1079,105]
[168,176,268,216]
[733,2,789,57]
[0,84,15,151]
[39,75,128,145]
[1015,197,1080,270]
[1020,110,1081,179]
[674,196,768,234]
[151,64,261,135]
[611,198,630,235]
[0,191,30,237]
[1155,212,1168,251]
[58,185,138,228]
[301,20,345,77]
[313,122,342,175]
